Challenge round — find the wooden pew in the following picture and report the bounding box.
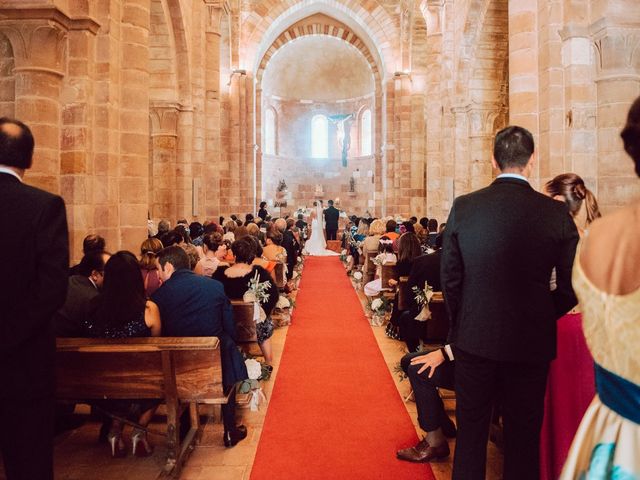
[273,262,287,291]
[231,300,262,357]
[363,249,377,284]
[396,276,411,311]
[380,263,399,291]
[424,292,449,343]
[56,337,230,478]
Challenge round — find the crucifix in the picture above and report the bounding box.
[329,113,354,167]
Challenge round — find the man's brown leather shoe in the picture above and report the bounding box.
[396,438,450,463]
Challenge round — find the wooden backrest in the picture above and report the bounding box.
[55,337,225,402]
[397,276,411,311]
[273,262,286,289]
[380,263,398,289]
[364,249,377,283]
[231,300,258,343]
[426,292,449,342]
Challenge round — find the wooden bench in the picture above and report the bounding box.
[380,263,399,291]
[423,292,449,343]
[273,262,287,291]
[56,337,230,478]
[231,300,262,357]
[363,249,377,284]
[396,276,411,311]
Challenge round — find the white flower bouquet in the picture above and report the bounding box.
[412,282,434,321]
[243,271,272,323]
[245,358,262,380]
[276,295,291,309]
[368,296,390,326]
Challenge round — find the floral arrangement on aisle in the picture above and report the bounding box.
[239,358,270,411]
[412,281,434,321]
[243,271,272,323]
[339,249,348,264]
[368,296,391,326]
[351,270,363,289]
[272,295,293,327]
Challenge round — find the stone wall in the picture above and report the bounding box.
[0,0,638,262]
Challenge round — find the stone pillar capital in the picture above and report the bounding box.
[589,18,640,79]
[467,105,501,137]
[0,5,99,76]
[203,0,229,34]
[149,101,184,137]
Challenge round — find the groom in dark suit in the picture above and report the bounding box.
[0,118,69,480]
[441,126,579,480]
[323,199,340,241]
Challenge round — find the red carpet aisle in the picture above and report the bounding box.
[250,257,435,480]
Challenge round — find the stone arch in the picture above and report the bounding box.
[0,33,15,117]
[245,0,397,78]
[148,0,190,105]
[255,13,381,89]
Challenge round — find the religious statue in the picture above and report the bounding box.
[329,113,354,167]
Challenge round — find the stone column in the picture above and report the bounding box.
[149,102,180,222]
[468,105,501,190]
[590,19,640,211]
[422,0,446,218]
[119,0,150,251]
[558,25,597,186]
[508,0,539,145]
[0,19,68,194]
[451,104,470,197]
[204,1,224,219]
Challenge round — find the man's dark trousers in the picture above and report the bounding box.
[452,347,549,480]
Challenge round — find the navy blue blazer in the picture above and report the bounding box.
[151,269,247,385]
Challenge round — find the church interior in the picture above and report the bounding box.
[1,0,639,479]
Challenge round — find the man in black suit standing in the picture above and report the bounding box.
[0,118,69,480]
[441,126,579,480]
[323,199,340,241]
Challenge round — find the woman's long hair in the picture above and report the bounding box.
[545,173,601,226]
[139,237,163,270]
[397,232,422,264]
[91,251,147,332]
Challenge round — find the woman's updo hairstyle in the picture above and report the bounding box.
[621,95,640,177]
[545,173,601,226]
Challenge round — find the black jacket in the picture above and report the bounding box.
[441,177,578,362]
[0,173,69,399]
[323,206,340,230]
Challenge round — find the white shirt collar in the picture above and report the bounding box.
[0,166,23,182]
[497,173,529,183]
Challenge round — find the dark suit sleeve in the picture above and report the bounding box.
[552,212,579,317]
[1,195,68,352]
[440,200,463,343]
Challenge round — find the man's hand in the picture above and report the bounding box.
[410,349,445,378]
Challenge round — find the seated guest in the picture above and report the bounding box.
[247,235,277,275]
[295,214,307,238]
[140,237,163,298]
[245,213,255,226]
[152,246,248,447]
[246,222,264,245]
[159,230,184,248]
[154,219,171,239]
[69,234,106,276]
[213,237,278,366]
[180,243,204,274]
[85,251,162,457]
[54,250,111,336]
[399,235,443,352]
[396,346,456,463]
[263,231,286,262]
[363,236,397,297]
[426,218,439,247]
[281,219,299,280]
[189,222,204,246]
[223,220,237,242]
[234,225,249,241]
[384,219,399,241]
[198,233,229,276]
[386,233,422,339]
[174,224,191,244]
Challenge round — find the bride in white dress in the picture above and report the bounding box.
[304,201,338,256]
